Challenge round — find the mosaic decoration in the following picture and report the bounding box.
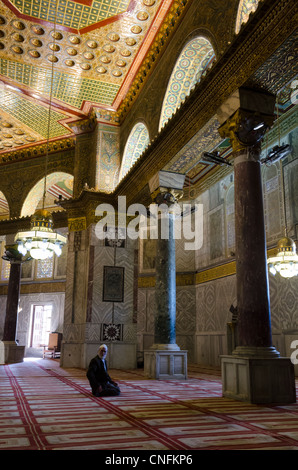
[0,60,119,109]
[21,172,73,217]
[0,88,70,140]
[235,0,259,34]
[10,0,130,29]
[102,323,123,341]
[0,0,159,92]
[36,256,54,279]
[96,129,120,192]
[119,122,149,180]
[159,36,215,130]
[164,116,223,177]
[0,0,169,155]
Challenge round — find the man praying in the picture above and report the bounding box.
[87,344,120,397]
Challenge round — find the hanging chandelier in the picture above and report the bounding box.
[266,94,298,279]
[15,209,66,260]
[14,0,66,261]
[268,235,298,278]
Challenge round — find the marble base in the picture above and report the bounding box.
[61,341,137,369]
[0,341,25,364]
[221,355,296,404]
[144,349,187,379]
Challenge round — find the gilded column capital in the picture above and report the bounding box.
[218,108,275,153]
[217,87,276,153]
[151,187,184,208]
[2,244,29,264]
[149,170,185,209]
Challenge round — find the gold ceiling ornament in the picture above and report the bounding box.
[267,94,298,278]
[31,25,45,35]
[14,0,66,261]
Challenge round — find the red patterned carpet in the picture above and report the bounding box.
[1,358,298,451]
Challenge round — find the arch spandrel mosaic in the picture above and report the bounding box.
[159,36,216,131]
[21,172,73,217]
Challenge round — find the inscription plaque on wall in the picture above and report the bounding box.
[102,266,124,302]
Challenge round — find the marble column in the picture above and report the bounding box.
[144,171,187,379]
[217,87,296,403]
[0,244,26,364]
[154,192,179,350]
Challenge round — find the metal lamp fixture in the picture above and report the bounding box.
[15,209,66,260]
[267,96,298,279]
[268,234,298,278]
[14,1,66,260]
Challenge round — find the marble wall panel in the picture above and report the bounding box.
[176,286,196,333]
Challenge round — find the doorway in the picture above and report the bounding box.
[27,304,53,357]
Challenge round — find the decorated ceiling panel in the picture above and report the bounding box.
[0,0,174,153]
[10,0,130,29]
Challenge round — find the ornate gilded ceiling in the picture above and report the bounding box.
[0,0,176,153]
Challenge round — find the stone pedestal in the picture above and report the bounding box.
[0,341,25,364]
[144,349,187,380]
[221,355,296,404]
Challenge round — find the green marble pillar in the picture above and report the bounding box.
[154,209,178,348]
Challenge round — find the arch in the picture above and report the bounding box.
[0,191,9,219]
[119,122,150,180]
[159,36,215,131]
[21,172,73,217]
[235,0,259,34]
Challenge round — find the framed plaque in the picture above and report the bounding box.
[102,266,124,302]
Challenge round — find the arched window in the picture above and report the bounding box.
[235,0,259,34]
[119,123,149,180]
[21,172,73,217]
[159,36,215,130]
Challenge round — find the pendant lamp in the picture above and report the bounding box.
[14,1,66,260]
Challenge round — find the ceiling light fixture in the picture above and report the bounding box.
[15,0,66,260]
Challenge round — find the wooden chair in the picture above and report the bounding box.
[42,333,62,359]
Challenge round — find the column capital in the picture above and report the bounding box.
[217,87,276,152]
[2,244,28,264]
[149,171,185,207]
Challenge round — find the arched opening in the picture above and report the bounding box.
[119,123,149,181]
[235,0,259,34]
[159,36,215,130]
[21,172,73,217]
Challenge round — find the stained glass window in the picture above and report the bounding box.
[36,257,54,279]
[119,123,149,180]
[159,37,215,130]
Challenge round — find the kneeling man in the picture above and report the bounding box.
[87,344,120,397]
